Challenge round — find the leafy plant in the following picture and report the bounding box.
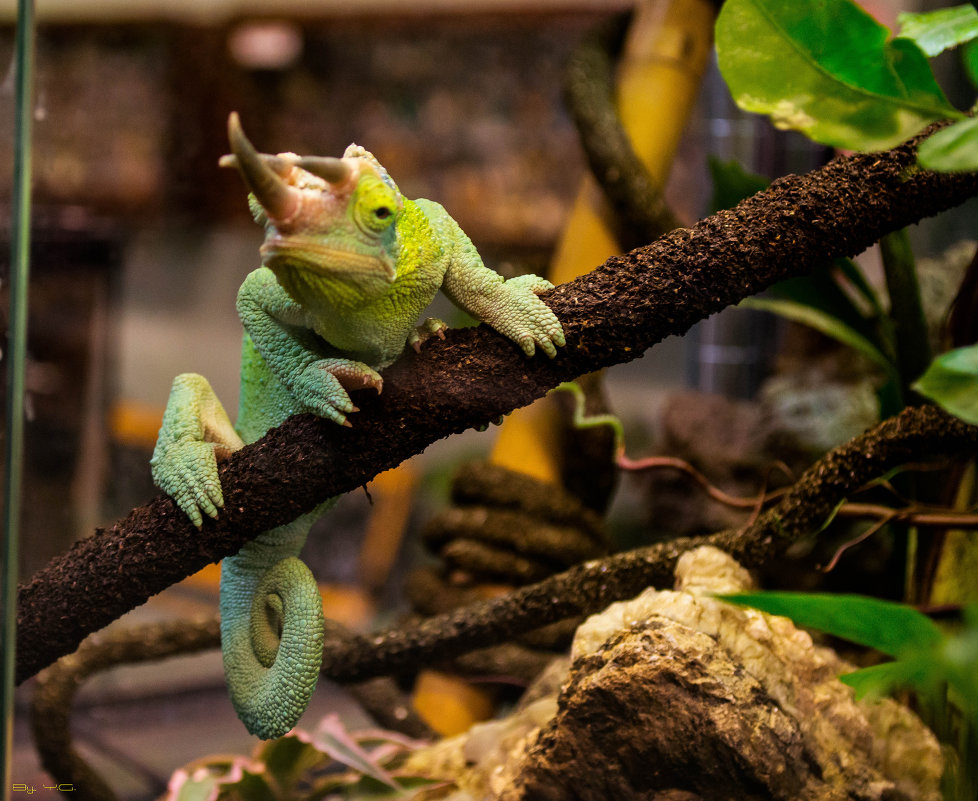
[716,0,977,160]
[915,345,978,424]
[712,5,978,795]
[715,0,978,421]
[163,715,444,801]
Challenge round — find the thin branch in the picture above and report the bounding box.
[836,502,978,528]
[820,515,894,573]
[618,454,792,509]
[15,128,978,684]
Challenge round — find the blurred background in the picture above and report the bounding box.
[3,0,974,797]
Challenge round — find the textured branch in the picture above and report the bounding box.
[16,129,978,683]
[316,405,978,684]
[562,12,683,244]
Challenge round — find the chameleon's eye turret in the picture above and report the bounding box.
[352,174,401,235]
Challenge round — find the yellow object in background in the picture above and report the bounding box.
[491,0,715,485]
[411,669,496,737]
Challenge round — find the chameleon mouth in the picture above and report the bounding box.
[260,238,396,282]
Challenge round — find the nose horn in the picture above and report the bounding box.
[225,112,298,221]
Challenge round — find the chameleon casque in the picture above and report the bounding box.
[151,112,565,739]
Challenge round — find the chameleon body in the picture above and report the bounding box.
[151,113,565,739]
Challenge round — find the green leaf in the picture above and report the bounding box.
[720,592,943,657]
[165,771,221,801]
[707,156,770,213]
[964,39,978,88]
[164,759,272,801]
[740,296,897,376]
[913,344,978,424]
[337,774,448,799]
[942,606,978,723]
[716,0,961,151]
[769,266,887,351]
[257,735,325,794]
[839,657,936,699]
[918,116,978,171]
[898,5,978,57]
[834,257,888,319]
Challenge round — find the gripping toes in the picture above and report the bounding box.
[409,317,448,352]
[497,275,565,358]
[294,359,383,426]
[151,440,224,527]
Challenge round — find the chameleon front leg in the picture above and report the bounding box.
[237,268,383,427]
[416,199,566,358]
[151,373,245,527]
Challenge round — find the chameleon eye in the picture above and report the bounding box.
[353,175,400,234]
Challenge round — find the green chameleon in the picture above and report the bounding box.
[151,112,565,739]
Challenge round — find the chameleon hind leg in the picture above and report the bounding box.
[219,499,335,739]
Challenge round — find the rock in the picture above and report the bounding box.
[403,547,943,801]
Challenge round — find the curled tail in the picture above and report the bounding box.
[219,514,326,739]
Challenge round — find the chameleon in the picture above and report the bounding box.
[150,112,565,739]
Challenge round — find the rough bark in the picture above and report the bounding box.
[15,129,978,684]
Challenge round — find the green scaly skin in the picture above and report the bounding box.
[150,114,564,739]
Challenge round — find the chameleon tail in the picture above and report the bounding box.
[219,515,325,740]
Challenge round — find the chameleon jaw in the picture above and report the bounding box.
[261,238,397,283]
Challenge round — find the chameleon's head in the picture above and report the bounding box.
[221,112,403,302]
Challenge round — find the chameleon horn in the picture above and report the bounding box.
[219,152,294,176]
[296,156,352,185]
[227,112,298,220]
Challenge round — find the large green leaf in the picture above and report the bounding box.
[720,592,942,657]
[913,344,978,424]
[716,0,961,151]
[918,116,978,171]
[898,5,978,57]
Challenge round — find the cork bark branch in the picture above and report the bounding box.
[15,129,978,684]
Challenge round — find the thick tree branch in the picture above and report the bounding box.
[16,130,978,683]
